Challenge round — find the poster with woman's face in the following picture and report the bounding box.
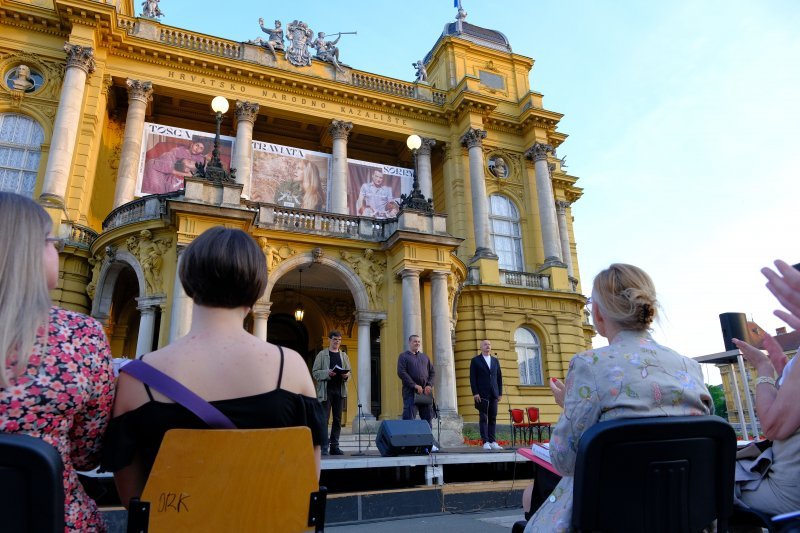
[136,123,235,196]
[346,159,413,219]
[250,141,331,211]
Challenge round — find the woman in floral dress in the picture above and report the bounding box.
[0,192,115,531]
[525,263,714,533]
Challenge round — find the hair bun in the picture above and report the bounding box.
[638,303,654,325]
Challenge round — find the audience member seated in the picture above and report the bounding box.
[732,259,800,517]
[524,263,713,533]
[0,192,115,530]
[101,227,325,505]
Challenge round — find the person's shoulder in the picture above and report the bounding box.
[50,306,105,333]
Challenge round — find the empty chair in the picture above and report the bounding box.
[509,408,532,447]
[0,433,64,533]
[526,406,552,442]
[572,415,735,533]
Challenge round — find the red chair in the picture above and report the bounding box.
[527,406,552,442]
[509,408,533,447]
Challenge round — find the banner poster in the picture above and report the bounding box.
[136,123,235,196]
[346,159,414,219]
[249,141,331,211]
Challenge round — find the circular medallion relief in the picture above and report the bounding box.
[4,64,43,93]
[488,155,509,179]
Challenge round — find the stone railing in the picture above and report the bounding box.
[118,15,136,33]
[65,223,99,250]
[500,269,551,290]
[432,90,447,105]
[256,204,389,241]
[160,28,242,58]
[351,73,416,99]
[103,194,174,231]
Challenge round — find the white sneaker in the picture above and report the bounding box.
[490,442,503,450]
[483,442,492,450]
[431,444,439,452]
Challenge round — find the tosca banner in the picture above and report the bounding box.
[136,123,235,196]
[249,141,331,210]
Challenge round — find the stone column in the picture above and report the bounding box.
[416,137,436,201]
[328,120,353,214]
[525,143,562,264]
[233,101,260,198]
[135,298,159,356]
[431,271,457,415]
[356,314,374,418]
[556,200,574,277]
[113,79,153,208]
[400,268,422,344]
[252,300,271,341]
[168,248,193,342]
[39,44,96,206]
[460,128,495,259]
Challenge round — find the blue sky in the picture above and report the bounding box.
[158,1,799,382]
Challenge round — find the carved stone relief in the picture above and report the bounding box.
[340,248,386,309]
[317,296,355,335]
[258,237,296,271]
[126,229,172,295]
[86,254,104,300]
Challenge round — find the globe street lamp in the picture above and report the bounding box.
[398,134,433,212]
[193,96,236,183]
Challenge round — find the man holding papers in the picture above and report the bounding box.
[312,330,351,455]
[470,339,503,450]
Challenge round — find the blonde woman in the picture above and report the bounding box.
[301,160,325,211]
[0,192,115,531]
[525,263,713,533]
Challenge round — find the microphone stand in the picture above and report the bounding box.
[432,397,441,448]
[352,402,366,456]
[499,352,516,449]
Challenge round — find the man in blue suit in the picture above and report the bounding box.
[470,339,503,450]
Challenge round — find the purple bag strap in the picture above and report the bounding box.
[121,359,236,430]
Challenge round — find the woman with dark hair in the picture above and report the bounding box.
[102,226,324,505]
[524,263,713,533]
[0,192,115,531]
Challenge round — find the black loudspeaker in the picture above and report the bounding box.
[719,312,748,351]
[375,420,434,456]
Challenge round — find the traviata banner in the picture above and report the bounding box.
[249,141,331,211]
[346,159,413,219]
[136,123,235,196]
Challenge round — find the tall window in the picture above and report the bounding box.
[489,194,523,272]
[516,327,543,386]
[0,113,44,197]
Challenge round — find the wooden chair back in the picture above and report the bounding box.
[139,427,321,532]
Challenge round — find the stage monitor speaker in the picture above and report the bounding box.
[376,420,434,457]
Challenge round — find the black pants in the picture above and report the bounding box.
[478,397,499,443]
[402,392,433,427]
[322,391,343,450]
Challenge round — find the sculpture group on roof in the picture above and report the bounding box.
[249,18,354,71]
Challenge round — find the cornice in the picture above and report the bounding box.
[0,3,67,37]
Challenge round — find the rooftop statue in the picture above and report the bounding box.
[413,60,428,83]
[312,32,350,72]
[140,0,163,19]
[257,19,285,59]
[285,20,314,67]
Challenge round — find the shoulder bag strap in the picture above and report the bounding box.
[121,359,236,429]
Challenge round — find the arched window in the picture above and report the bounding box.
[489,194,523,272]
[516,327,543,386]
[0,113,44,197]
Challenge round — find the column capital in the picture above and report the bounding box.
[399,267,422,280]
[235,101,260,124]
[525,142,554,162]
[460,127,487,149]
[328,119,353,140]
[417,137,437,157]
[135,295,165,312]
[430,270,450,281]
[64,43,96,75]
[556,200,571,214]
[252,300,271,319]
[126,79,153,105]
[356,310,386,324]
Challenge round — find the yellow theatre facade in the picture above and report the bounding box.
[0,0,592,444]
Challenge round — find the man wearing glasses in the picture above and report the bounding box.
[312,331,351,455]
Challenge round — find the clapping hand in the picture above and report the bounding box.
[763,260,800,330]
[550,377,566,408]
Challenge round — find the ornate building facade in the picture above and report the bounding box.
[0,0,592,444]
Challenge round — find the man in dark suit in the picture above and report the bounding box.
[469,339,503,450]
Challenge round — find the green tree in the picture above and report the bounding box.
[707,384,728,419]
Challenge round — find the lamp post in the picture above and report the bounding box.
[294,268,305,322]
[193,96,236,184]
[398,134,433,212]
